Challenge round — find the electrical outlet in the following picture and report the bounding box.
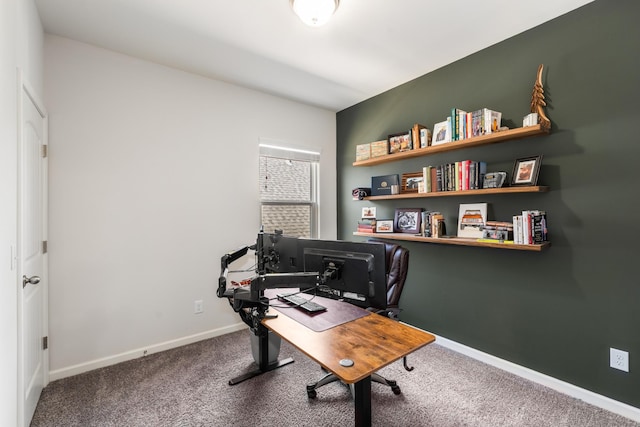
[610,348,629,372]
[194,300,204,314]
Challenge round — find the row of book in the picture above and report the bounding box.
[513,210,548,245]
[420,161,487,193]
[421,211,445,238]
[450,107,502,141]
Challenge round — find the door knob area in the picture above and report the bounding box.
[23,275,40,288]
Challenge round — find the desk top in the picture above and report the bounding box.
[262,305,435,384]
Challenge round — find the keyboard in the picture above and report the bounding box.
[277,293,327,313]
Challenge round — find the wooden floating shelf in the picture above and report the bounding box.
[362,186,549,201]
[353,124,549,167]
[353,232,550,252]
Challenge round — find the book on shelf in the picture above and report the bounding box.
[483,108,502,135]
[357,219,377,233]
[516,210,547,244]
[370,139,388,158]
[476,238,514,244]
[411,124,430,148]
[416,160,488,193]
[355,143,371,161]
[421,166,434,193]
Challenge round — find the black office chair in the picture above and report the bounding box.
[306,240,412,398]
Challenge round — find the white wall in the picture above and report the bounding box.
[44,35,337,377]
[1,0,43,425]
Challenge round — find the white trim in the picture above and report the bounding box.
[48,323,248,381]
[432,333,640,423]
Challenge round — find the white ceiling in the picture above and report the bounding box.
[35,0,593,112]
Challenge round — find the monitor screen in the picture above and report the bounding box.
[299,239,387,309]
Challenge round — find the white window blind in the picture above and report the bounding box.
[259,142,320,238]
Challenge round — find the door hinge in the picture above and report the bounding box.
[42,240,48,254]
[41,144,48,158]
[42,336,48,350]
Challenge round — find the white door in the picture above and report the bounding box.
[18,75,48,427]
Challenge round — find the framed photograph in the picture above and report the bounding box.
[393,208,422,234]
[376,219,394,233]
[457,203,488,239]
[401,172,423,194]
[361,207,376,219]
[432,120,451,146]
[511,155,543,186]
[388,131,412,154]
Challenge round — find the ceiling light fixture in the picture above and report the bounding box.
[290,0,340,27]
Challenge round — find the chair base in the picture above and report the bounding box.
[306,370,401,399]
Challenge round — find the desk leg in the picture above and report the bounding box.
[353,376,372,427]
[228,326,294,386]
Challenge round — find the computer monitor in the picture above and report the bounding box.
[258,230,301,273]
[299,239,387,309]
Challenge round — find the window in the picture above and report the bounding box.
[259,142,319,238]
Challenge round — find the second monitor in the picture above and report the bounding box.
[299,238,387,309]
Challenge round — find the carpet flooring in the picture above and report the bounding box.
[31,329,639,426]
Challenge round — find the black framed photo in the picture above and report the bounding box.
[393,208,422,234]
[511,155,543,186]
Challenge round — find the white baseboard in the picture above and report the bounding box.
[433,334,640,423]
[48,322,248,382]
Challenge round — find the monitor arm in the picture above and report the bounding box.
[217,245,252,298]
[217,232,321,327]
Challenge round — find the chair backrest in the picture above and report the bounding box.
[368,240,410,309]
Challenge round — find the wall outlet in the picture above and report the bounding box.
[610,348,629,372]
[194,300,204,314]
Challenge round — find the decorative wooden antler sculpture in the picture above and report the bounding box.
[531,64,551,131]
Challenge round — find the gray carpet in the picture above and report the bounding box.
[31,329,639,427]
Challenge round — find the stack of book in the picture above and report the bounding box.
[357,219,377,233]
[420,160,487,193]
[479,221,514,243]
[513,210,548,244]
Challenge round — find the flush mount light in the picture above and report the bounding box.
[290,0,340,27]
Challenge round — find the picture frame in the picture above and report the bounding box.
[401,172,423,193]
[393,208,422,234]
[511,155,543,186]
[376,219,394,233]
[388,131,412,154]
[361,207,376,219]
[457,203,487,239]
[432,120,451,146]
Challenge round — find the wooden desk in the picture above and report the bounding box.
[262,305,435,427]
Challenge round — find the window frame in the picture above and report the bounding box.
[259,142,320,239]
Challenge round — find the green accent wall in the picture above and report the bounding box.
[336,0,639,409]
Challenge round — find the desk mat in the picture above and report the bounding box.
[264,289,370,332]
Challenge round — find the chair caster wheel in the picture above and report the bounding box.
[391,385,401,395]
[306,384,317,399]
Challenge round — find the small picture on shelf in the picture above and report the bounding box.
[511,155,542,186]
[388,131,412,154]
[393,208,422,234]
[361,207,376,219]
[376,220,393,233]
[457,203,487,239]
[432,120,451,146]
[401,172,423,193]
